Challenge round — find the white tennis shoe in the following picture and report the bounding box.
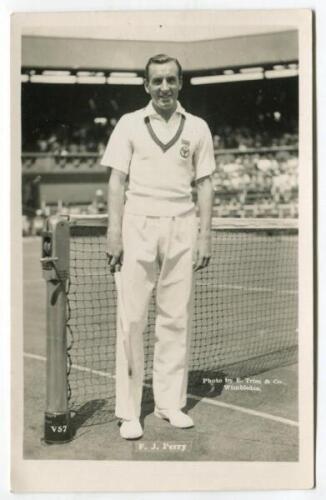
[154,409,194,428]
[119,419,143,439]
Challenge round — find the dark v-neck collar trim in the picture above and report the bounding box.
[144,114,186,153]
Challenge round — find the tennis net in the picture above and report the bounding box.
[42,215,298,437]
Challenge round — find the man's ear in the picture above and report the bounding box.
[178,77,183,91]
[144,80,150,94]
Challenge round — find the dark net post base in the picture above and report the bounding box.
[44,411,73,444]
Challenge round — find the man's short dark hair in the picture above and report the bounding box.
[145,54,183,81]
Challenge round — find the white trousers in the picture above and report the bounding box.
[115,211,197,420]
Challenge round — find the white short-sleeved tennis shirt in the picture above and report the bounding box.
[101,101,215,216]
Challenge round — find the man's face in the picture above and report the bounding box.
[145,61,182,116]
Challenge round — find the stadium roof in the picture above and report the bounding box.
[22,31,298,72]
[22,25,294,43]
[20,11,298,72]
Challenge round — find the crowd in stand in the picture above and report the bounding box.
[26,120,298,156]
[213,149,298,204]
[22,121,299,234]
[29,119,117,155]
[212,125,298,150]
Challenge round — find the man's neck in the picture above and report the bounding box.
[152,102,178,122]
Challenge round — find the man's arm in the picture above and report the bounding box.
[107,168,127,273]
[194,175,214,271]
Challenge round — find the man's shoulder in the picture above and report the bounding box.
[113,107,146,136]
[119,107,146,122]
[184,111,210,130]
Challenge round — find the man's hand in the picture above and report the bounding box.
[193,231,211,272]
[107,229,123,274]
[107,168,127,274]
[195,174,213,272]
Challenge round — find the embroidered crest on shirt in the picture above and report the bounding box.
[180,139,190,159]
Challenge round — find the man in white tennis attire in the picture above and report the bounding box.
[102,54,215,439]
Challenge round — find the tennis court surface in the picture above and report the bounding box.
[23,216,299,461]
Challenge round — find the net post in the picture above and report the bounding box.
[41,215,72,444]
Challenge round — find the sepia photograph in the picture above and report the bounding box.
[10,8,314,492]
